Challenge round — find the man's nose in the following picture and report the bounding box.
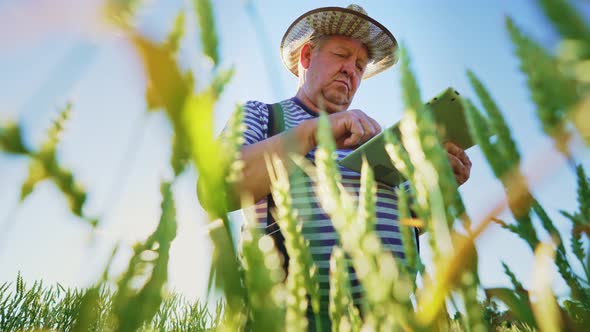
[340,60,357,79]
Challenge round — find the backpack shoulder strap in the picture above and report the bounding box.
[266,102,285,138]
[265,102,289,275]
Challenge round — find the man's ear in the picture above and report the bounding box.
[300,43,313,69]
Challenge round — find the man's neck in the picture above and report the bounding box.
[295,89,344,114]
[295,89,321,114]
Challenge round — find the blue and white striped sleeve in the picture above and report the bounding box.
[241,100,269,146]
[399,180,412,193]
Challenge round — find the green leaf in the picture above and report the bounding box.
[133,31,194,176]
[502,262,526,296]
[194,0,220,66]
[563,299,590,330]
[170,133,191,176]
[210,66,235,99]
[506,16,578,139]
[462,98,502,175]
[20,159,48,201]
[0,122,30,155]
[71,286,101,332]
[104,0,144,27]
[166,10,186,54]
[537,0,590,43]
[575,165,590,222]
[399,45,422,112]
[485,287,536,328]
[132,34,191,118]
[571,230,585,262]
[185,91,229,218]
[467,70,520,165]
[532,200,565,255]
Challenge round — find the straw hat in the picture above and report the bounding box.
[280,4,399,79]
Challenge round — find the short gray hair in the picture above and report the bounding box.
[307,33,330,53]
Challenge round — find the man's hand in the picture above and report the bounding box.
[308,109,382,149]
[444,142,472,186]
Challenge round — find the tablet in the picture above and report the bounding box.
[338,87,474,187]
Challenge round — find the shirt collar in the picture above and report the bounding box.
[290,96,319,117]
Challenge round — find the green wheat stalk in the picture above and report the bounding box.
[455,233,486,332]
[220,104,246,186]
[132,32,193,175]
[560,165,590,283]
[14,103,97,225]
[397,47,491,330]
[111,182,177,332]
[506,16,579,157]
[329,246,361,332]
[402,47,465,220]
[398,46,466,242]
[462,98,538,248]
[239,200,286,331]
[267,155,321,332]
[184,92,246,329]
[467,71,520,165]
[465,71,536,223]
[314,112,416,331]
[532,201,588,303]
[399,109,453,258]
[396,186,423,277]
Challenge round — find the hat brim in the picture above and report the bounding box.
[280,6,399,79]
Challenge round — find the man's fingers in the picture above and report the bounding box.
[445,142,472,184]
[344,112,377,147]
[448,153,469,185]
[445,142,472,167]
[357,116,378,141]
[352,111,381,143]
[342,117,365,147]
[367,116,382,135]
[331,109,382,148]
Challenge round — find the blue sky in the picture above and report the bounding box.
[1,0,589,304]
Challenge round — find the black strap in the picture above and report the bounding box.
[265,103,290,275]
[411,211,421,254]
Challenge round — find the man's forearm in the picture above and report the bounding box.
[231,119,318,207]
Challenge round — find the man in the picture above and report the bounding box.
[229,3,471,325]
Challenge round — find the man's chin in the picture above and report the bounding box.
[322,95,350,111]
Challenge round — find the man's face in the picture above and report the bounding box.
[301,35,369,113]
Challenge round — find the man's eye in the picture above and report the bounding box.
[334,53,345,57]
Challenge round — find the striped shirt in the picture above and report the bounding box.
[240,97,406,313]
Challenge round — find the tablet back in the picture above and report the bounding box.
[338,87,474,186]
